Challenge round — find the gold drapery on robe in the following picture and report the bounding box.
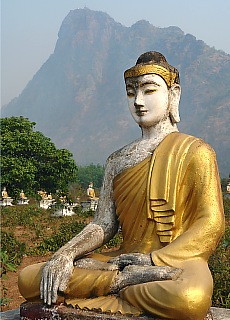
[18,132,225,319]
[113,155,162,254]
[147,132,216,243]
[149,132,224,268]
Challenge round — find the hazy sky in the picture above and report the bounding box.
[1,0,230,107]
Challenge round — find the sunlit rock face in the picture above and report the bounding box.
[2,8,230,176]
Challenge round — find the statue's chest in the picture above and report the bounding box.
[113,146,154,177]
[113,156,151,217]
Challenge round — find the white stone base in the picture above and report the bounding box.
[0,198,13,206]
[39,199,56,209]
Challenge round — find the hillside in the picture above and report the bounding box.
[2,8,230,177]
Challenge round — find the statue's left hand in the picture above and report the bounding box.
[108,253,153,270]
[40,254,74,305]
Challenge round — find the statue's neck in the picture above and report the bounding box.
[140,118,178,141]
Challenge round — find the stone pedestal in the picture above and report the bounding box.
[0,197,14,206]
[81,200,98,212]
[53,206,75,217]
[39,199,55,209]
[19,302,214,320]
[18,199,29,205]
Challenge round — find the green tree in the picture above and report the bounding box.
[0,116,78,197]
[77,164,104,189]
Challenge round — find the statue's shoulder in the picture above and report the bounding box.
[106,140,139,163]
[164,132,215,154]
[181,132,215,154]
[164,132,216,161]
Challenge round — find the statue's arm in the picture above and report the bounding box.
[50,155,119,260]
[41,155,119,305]
[92,156,120,243]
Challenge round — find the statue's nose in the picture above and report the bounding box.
[134,91,144,108]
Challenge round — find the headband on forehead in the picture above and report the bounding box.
[124,64,177,88]
[124,51,180,88]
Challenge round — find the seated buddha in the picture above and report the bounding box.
[18,51,224,320]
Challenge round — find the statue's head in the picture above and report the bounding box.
[124,51,181,127]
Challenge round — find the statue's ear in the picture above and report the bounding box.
[169,84,181,124]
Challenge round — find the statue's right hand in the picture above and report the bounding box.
[40,254,74,305]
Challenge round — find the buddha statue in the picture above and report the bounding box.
[18,189,29,205]
[1,187,13,206]
[18,51,225,320]
[20,190,27,199]
[2,187,8,198]
[47,193,52,200]
[87,182,98,200]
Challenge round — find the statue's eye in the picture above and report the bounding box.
[144,88,157,95]
[127,90,135,97]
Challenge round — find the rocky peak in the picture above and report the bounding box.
[2,9,229,177]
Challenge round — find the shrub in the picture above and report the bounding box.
[35,220,86,255]
[1,231,26,267]
[223,196,230,218]
[1,204,48,228]
[95,231,123,253]
[0,251,17,306]
[209,222,230,308]
[102,232,123,250]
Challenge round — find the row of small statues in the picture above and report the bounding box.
[1,182,98,207]
[39,183,99,214]
[0,187,29,206]
[38,183,99,213]
[37,190,54,201]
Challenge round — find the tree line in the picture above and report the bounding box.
[0,116,104,199]
[1,116,228,200]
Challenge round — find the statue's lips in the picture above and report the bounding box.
[136,110,148,116]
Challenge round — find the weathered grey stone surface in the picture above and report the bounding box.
[1,305,230,320]
[1,308,20,320]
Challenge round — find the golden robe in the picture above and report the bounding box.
[18,132,225,320]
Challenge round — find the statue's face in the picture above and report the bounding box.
[125,74,169,128]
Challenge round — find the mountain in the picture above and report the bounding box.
[2,8,230,177]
